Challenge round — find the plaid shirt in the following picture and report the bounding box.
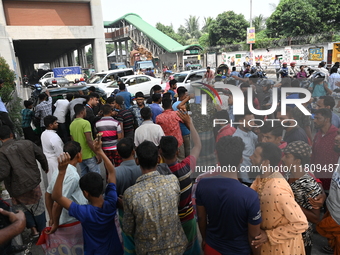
[35,96,52,127]
[131,104,149,126]
[21,108,35,128]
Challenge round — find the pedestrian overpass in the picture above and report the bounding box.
[104,13,203,68]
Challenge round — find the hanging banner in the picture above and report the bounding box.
[333,43,340,63]
[247,27,256,44]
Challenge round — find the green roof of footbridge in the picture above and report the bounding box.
[104,13,203,53]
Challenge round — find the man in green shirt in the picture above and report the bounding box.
[70,104,101,176]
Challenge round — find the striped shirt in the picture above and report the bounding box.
[95,116,122,150]
[115,109,135,139]
[168,155,196,222]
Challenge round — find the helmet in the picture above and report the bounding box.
[313,72,325,80]
[245,73,252,78]
[282,62,287,65]
[74,78,80,83]
[290,62,296,66]
[80,77,85,82]
[52,79,57,84]
[256,62,260,65]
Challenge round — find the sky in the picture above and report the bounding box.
[101,0,280,31]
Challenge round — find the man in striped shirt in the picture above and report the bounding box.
[159,110,202,255]
[95,105,123,168]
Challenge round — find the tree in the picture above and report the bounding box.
[252,15,266,32]
[156,22,186,45]
[86,47,94,67]
[266,0,321,37]
[184,15,202,40]
[208,11,249,46]
[199,33,210,48]
[202,17,214,33]
[106,43,115,56]
[309,0,340,32]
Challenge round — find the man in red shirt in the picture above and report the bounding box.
[312,108,340,191]
[156,97,186,160]
[159,111,202,255]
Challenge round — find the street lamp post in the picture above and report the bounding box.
[249,0,253,63]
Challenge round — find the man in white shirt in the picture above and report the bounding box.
[53,94,73,143]
[41,115,64,183]
[310,62,330,83]
[134,107,164,147]
[44,141,87,251]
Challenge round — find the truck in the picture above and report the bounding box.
[39,66,82,86]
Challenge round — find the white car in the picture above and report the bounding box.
[172,69,209,93]
[104,75,164,97]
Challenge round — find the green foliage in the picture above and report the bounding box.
[266,0,321,37]
[252,15,266,32]
[184,16,202,40]
[208,11,249,46]
[86,47,94,67]
[106,43,116,55]
[156,22,186,45]
[199,33,210,48]
[0,56,15,103]
[202,17,214,33]
[308,0,340,32]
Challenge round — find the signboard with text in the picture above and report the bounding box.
[308,47,324,61]
[247,27,255,44]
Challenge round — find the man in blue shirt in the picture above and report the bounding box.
[52,133,123,255]
[196,136,262,255]
[116,82,133,109]
[149,93,163,123]
[0,79,15,134]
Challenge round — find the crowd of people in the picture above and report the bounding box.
[1,61,340,255]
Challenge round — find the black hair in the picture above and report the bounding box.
[140,107,151,120]
[319,95,336,110]
[276,106,293,118]
[66,94,74,101]
[290,153,310,166]
[162,92,172,99]
[214,109,230,122]
[330,66,338,75]
[119,83,126,91]
[152,93,161,102]
[260,121,283,137]
[79,172,104,197]
[63,141,81,160]
[169,79,177,87]
[88,86,96,92]
[162,97,172,109]
[160,136,178,160]
[117,138,134,159]
[102,104,113,115]
[315,108,332,122]
[44,115,58,128]
[216,136,245,167]
[256,142,282,166]
[136,141,159,169]
[320,62,325,68]
[38,93,47,101]
[24,100,33,108]
[87,92,99,101]
[240,83,250,89]
[281,77,292,87]
[0,125,12,140]
[106,97,115,104]
[74,104,86,116]
[232,67,236,71]
[177,86,187,97]
[151,85,162,92]
[135,92,144,98]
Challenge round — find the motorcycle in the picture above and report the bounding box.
[30,83,42,106]
[23,80,29,87]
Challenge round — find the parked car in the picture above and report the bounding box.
[172,69,208,93]
[48,85,107,104]
[104,74,164,97]
[44,77,70,87]
[87,69,134,92]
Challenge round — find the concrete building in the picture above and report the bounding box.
[0,0,108,84]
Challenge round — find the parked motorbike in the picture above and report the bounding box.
[30,83,42,106]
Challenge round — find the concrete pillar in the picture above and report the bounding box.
[125,40,129,66]
[119,41,123,63]
[83,47,88,68]
[89,0,108,72]
[68,51,75,66]
[78,48,84,67]
[114,41,118,63]
[59,56,64,67]
[63,54,68,67]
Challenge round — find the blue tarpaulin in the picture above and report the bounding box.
[53,66,82,78]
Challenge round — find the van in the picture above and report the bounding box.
[87,68,134,90]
